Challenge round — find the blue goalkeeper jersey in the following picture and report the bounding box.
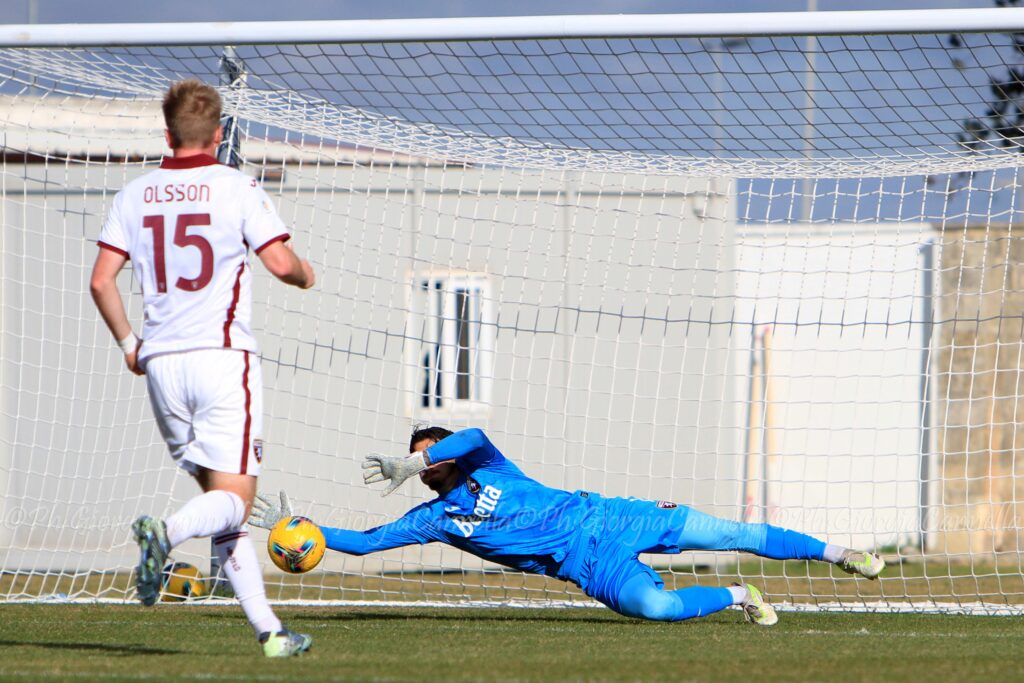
[321,428,601,579]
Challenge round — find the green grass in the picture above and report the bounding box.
[0,604,1020,683]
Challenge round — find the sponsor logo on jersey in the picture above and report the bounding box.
[656,500,677,509]
[253,439,263,464]
[451,484,502,538]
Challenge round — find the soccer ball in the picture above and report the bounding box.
[160,561,207,602]
[267,516,326,574]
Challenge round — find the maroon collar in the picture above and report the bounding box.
[160,154,220,169]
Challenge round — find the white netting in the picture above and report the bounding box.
[1,23,1023,612]
[3,33,1024,177]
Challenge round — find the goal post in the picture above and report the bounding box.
[2,10,1024,613]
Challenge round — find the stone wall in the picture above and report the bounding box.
[934,226,1024,555]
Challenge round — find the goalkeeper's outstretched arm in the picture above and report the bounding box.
[423,428,499,466]
[249,491,436,556]
[362,428,502,496]
[319,522,426,556]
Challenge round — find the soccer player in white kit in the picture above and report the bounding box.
[90,80,316,657]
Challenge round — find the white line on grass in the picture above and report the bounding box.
[10,597,1024,615]
[799,628,1019,638]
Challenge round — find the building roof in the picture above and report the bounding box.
[0,94,424,166]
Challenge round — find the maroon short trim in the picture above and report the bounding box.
[254,233,290,255]
[240,352,252,475]
[98,241,129,259]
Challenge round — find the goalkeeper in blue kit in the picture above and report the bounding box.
[250,427,884,625]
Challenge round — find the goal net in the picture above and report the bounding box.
[2,10,1023,613]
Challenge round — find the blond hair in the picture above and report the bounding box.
[162,79,222,149]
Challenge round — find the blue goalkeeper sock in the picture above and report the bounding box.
[614,574,734,622]
[762,525,827,561]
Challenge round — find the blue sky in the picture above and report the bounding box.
[0,0,1014,223]
[0,0,996,24]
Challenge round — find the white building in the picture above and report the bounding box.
[0,97,928,593]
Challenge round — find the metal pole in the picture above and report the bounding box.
[917,238,934,553]
[742,324,761,523]
[27,0,37,95]
[216,46,244,169]
[800,0,817,223]
[5,9,1024,47]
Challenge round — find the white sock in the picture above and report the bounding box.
[823,544,846,564]
[165,491,246,549]
[727,584,749,605]
[214,528,282,637]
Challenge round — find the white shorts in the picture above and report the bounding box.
[145,349,264,477]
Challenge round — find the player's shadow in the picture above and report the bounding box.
[283,609,744,629]
[188,608,619,626]
[316,610,638,626]
[0,639,180,656]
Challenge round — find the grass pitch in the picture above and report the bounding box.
[0,604,1019,683]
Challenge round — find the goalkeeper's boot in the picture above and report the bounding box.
[131,516,170,607]
[260,628,313,658]
[738,583,778,627]
[838,550,885,580]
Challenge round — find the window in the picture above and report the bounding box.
[408,274,493,414]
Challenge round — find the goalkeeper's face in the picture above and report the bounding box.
[412,438,459,494]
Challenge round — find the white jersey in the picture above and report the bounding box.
[99,154,289,363]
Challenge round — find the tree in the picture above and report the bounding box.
[949,0,1024,152]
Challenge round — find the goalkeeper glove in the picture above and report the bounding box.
[248,490,294,529]
[362,453,428,496]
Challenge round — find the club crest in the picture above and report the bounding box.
[253,439,264,464]
[467,477,481,494]
[656,500,677,509]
